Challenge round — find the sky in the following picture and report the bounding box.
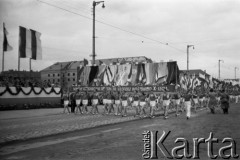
[0,0,240,79]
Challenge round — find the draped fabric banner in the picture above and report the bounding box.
[136,63,146,84]
[96,65,106,85]
[77,65,84,84]
[156,62,168,84]
[80,66,91,86]
[166,61,179,85]
[77,61,180,86]
[115,64,131,86]
[88,66,99,85]
[145,63,158,85]
[130,64,138,85]
[103,65,117,85]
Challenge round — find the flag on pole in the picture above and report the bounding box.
[3,23,13,51]
[19,26,42,60]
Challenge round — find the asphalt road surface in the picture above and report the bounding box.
[0,104,240,160]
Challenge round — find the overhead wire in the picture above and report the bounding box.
[36,0,187,54]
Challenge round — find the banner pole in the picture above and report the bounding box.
[2,23,4,72]
[18,27,20,71]
[29,58,31,71]
[2,50,4,72]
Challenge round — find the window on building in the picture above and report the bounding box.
[58,74,60,77]
[68,78,70,81]
[58,79,60,82]
[73,73,75,76]
[53,74,55,77]
[53,79,55,83]
[73,78,75,81]
[68,73,70,76]
[48,74,50,77]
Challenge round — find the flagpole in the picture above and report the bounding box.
[2,23,5,72]
[18,27,20,71]
[2,50,4,72]
[29,58,31,71]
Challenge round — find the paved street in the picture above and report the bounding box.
[0,104,239,160]
[0,106,166,144]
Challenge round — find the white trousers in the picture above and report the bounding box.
[185,101,191,118]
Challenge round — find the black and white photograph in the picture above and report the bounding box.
[0,0,240,159]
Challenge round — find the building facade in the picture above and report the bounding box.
[40,61,84,89]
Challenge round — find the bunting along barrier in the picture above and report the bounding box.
[71,85,176,93]
[0,87,62,105]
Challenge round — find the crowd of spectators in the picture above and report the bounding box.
[0,76,60,88]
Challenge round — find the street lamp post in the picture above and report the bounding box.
[92,1,105,65]
[187,45,194,71]
[235,67,239,80]
[218,59,224,79]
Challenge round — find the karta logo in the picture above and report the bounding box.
[142,131,239,159]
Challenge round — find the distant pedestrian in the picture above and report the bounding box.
[220,89,230,114]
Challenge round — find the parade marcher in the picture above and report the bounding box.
[121,91,128,117]
[128,94,133,108]
[205,91,210,109]
[237,91,240,103]
[69,92,76,113]
[114,91,122,116]
[208,89,218,114]
[216,90,221,107]
[162,89,171,119]
[62,90,70,114]
[179,90,185,113]
[102,91,109,115]
[192,90,199,113]
[82,91,89,114]
[199,91,205,108]
[234,91,239,104]
[171,88,181,116]
[91,91,99,114]
[220,89,230,114]
[139,92,147,118]
[183,90,193,119]
[149,92,157,118]
[107,91,115,114]
[132,91,140,117]
[75,89,82,114]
